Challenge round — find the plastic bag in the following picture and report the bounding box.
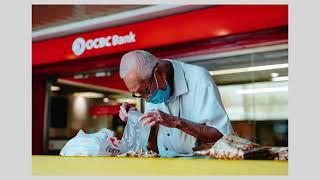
[60,110,152,156]
[120,110,151,153]
[60,128,121,156]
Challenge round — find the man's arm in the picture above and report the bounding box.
[174,116,223,143]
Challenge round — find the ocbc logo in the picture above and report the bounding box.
[72,31,136,56]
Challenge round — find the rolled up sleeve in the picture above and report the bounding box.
[193,81,234,136]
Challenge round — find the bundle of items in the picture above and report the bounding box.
[271,147,288,160]
[117,111,160,157]
[60,110,158,157]
[194,134,284,160]
[117,148,159,158]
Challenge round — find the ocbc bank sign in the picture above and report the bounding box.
[72,31,136,56]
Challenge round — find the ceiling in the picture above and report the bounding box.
[32,5,149,31]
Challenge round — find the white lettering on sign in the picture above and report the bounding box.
[72,31,136,56]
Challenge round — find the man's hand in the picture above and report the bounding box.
[140,109,223,143]
[139,110,178,128]
[118,102,138,122]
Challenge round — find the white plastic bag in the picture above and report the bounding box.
[60,128,121,156]
[120,110,151,153]
[60,110,152,156]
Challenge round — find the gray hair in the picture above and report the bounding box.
[119,50,160,80]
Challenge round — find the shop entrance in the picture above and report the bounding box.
[45,68,142,154]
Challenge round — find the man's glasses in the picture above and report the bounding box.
[132,63,158,98]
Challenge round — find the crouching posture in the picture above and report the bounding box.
[118,50,234,157]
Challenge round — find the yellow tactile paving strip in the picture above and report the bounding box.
[32,155,288,176]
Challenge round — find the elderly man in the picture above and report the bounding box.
[118,50,233,157]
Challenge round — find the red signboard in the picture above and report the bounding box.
[59,71,129,93]
[32,5,288,66]
[90,104,136,116]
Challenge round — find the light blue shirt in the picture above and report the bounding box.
[144,59,234,157]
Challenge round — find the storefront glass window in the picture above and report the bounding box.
[190,46,288,146]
